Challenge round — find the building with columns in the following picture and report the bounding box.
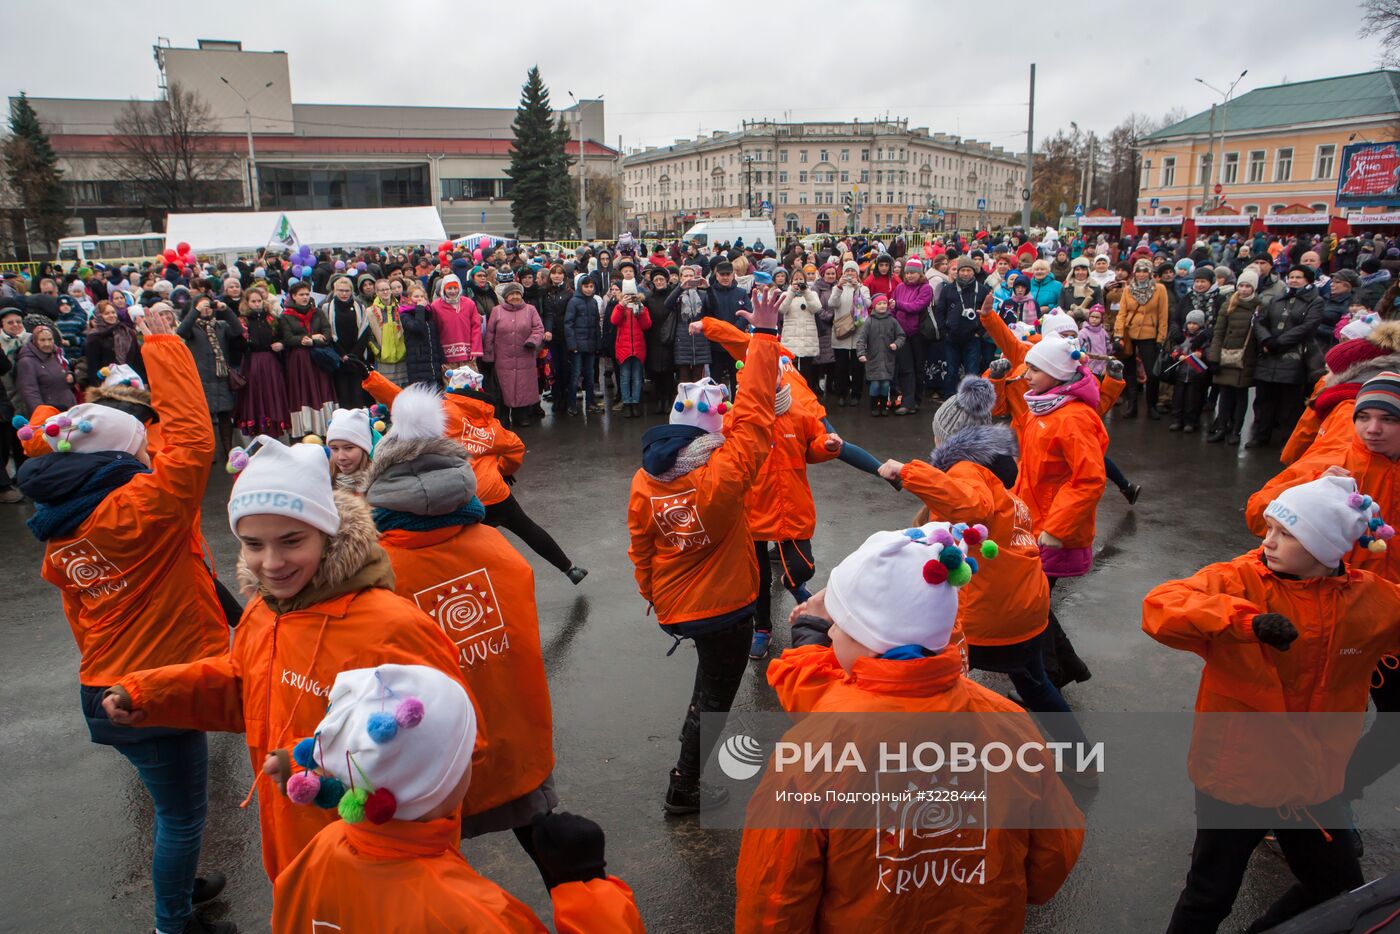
[13,39,618,241]
[622,118,1024,236]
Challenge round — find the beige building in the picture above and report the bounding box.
[623,118,1023,236]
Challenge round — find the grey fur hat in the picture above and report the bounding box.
[930,375,997,445]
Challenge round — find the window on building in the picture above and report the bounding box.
[860,169,869,183]
[1309,202,1329,212]
[875,170,883,184]
[779,191,788,204]
[778,171,788,183]
[1316,144,1336,179]
[799,171,808,183]
[1247,150,1266,183]
[1223,152,1239,184]
[779,151,788,163]
[840,170,849,183]
[1197,153,1213,186]
[1275,147,1293,182]
[799,192,808,204]
[886,191,894,204]
[1269,203,1285,213]
[1140,159,1152,188]
[840,149,849,162]
[1243,204,1259,214]
[799,150,808,163]
[1162,157,1176,187]
[819,149,829,161]
[860,148,870,161]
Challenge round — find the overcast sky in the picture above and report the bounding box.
[3,0,1385,155]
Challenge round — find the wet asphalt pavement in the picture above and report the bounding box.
[4,394,1396,933]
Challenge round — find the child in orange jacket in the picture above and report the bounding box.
[992,334,1109,689]
[271,664,644,934]
[1143,475,1400,932]
[101,435,469,883]
[736,523,1084,932]
[628,287,781,814]
[364,384,559,879]
[16,318,233,934]
[355,362,587,585]
[745,358,843,660]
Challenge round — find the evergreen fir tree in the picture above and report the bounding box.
[548,118,579,238]
[3,93,69,252]
[506,67,564,240]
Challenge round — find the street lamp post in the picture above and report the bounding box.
[1195,70,1248,209]
[567,92,603,239]
[219,77,274,212]
[743,154,755,215]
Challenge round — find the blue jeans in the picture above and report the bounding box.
[619,357,644,404]
[82,687,208,933]
[942,340,984,398]
[1104,455,1130,492]
[569,351,596,409]
[1006,636,1089,749]
[868,379,891,399]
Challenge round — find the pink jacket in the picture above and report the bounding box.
[432,297,482,364]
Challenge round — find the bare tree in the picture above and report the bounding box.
[111,83,239,218]
[585,170,623,238]
[1362,0,1400,66]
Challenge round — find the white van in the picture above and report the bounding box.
[681,218,778,252]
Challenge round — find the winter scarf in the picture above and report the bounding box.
[372,497,486,533]
[94,319,138,364]
[775,383,793,416]
[1024,368,1100,416]
[18,451,150,541]
[1128,275,1156,306]
[641,424,720,480]
[198,315,228,377]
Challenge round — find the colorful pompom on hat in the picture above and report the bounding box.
[824,521,998,655]
[670,377,730,433]
[22,403,146,457]
[99,363,145,391]
[1264,475,1392,568]
[444,366,486,393]
[287,665,476,824]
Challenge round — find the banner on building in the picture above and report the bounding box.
[1133,216,1183,226]
[1337,142,1400,208]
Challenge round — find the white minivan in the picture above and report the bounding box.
[680,218,778,251]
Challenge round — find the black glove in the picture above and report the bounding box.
[988,357,1012,379]
[340,355,370,381]
[1252,613,1298,651]
[530,811,606,889]
[791,613,833,648]
[1106,359,1125,380]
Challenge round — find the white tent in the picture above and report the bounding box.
[164,206,447,257]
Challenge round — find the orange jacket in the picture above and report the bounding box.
[744,410,839,541]
[1142,551,1400,805]
[981,311,1124,418]
[364,370,524,506]
[1246,436,1400,583]
[901,460,1049,645]
[1280,374,1330,465]
[628,334,778,625]
[1281,398,1354,467]
[38,334,227,687]
[116,500,468,881]
[272,817,644,934]
[380,523,554,818]
[700,316,827,422]
[1001,385,1108,549]
[735,646,1084,933]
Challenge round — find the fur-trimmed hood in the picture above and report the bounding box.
[929,424,1020,490]
[236,489,394,612]
[86,382,156,423]
[362,434,478,516]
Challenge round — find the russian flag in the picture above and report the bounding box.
[1184,351,1208,375]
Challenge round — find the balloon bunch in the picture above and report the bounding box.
[161,241,199,274]
[437,240,454,270]
[288,245,317,281]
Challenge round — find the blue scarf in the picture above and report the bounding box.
[19,453,151,541]
[641,424,706,476]
[880,644,935,660]
[372,496,485,533]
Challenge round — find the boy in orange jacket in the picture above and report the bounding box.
[736,523,1084,931]
[272,664,644,933]
[745,358,843,659]
[353,360,588,585]
[364,383,559,878]
[628,286,781,814]
[1144,475,1400,932]
[17,316,233,934]
[101,435,468,883]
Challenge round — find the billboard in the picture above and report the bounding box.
[1337,142,1400,208]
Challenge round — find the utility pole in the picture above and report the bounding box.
[219,76,274,212]
[1085,132,1095,209]
[1023,63,1035,228]
[1201,103,1216,216]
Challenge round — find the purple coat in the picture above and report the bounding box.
[892,280,934,337]
[484,301,545,408]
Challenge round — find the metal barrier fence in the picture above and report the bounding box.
[0,261,41,277]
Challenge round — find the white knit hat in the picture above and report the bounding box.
[825,522,996,655]
[1263,475,1391,568]
[671,377,730,432]
[37,403,146,457]
[445,367,485,392]
[1340,313,1380,342]
[1237,269,1260,291]
[287,664,476,823]
[227,435,340,536]
[98,363,145,391]
[1025,336,1082,382]
[327,407,374,454]
[1039,311,1080,340]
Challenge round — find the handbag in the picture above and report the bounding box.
[311,346,342,373]
[227,368,247,390]
[1220,324,1252,369]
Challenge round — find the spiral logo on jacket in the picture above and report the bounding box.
[49,539,127,598]
[412,568,505,652]
[876,768,987,862]
[458,423,496,457]
[650,489,711,550]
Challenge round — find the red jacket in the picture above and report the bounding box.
[736,646,1084,932]
[610,301,652,363]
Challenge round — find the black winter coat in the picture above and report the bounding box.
[564,293,602,353]
[933,280,989,345]
[538,284,573,336]
[1251,287,1324,385]
[644,285,676,373]
[398,304,443,386]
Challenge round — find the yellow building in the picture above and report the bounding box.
[1137,70,1400,223]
